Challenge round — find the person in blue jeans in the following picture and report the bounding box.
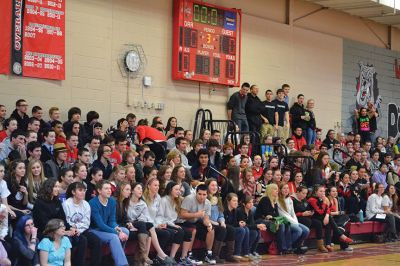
[305,99,317,145]
[89,180,129,266]
[237,196,267,259]
[254,183,292,254]
[277,183,309,254]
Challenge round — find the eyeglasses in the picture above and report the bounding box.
[104,150,112,153]
[25,223,35,227]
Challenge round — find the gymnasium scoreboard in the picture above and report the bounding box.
[172,0,242,86]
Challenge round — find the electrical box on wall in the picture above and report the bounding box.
[143,76,152,87]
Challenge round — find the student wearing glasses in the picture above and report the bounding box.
[92,144,113,179]
[38,219,72,266]
[12,215,39,266]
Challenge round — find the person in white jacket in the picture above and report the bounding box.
[277,183,309,254]
[366,183,398,241]
[127,182,176,265]
[156,181,194,265]
[62,182,102,266]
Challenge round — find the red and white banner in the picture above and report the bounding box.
[21,0,65,80]
[10,0,65,80]
[0,0,13,75]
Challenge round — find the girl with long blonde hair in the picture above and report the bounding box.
[26,159,46,207]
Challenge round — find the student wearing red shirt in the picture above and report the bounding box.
[114,138,128,165]
[66,133,79,164]
[308,185,352,252]
[291,127,307,151]
[0,118,18,142]
[252,155,263,181]
[136,120,167,143]
[52,121,67,146]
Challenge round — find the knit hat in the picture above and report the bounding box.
[54,143,68,153]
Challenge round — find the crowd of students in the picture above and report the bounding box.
[0,91,398,266]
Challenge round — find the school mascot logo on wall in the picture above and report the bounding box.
[351,62,383,136]
[355,62,381,109]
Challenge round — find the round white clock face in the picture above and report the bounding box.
[125,50,141,72]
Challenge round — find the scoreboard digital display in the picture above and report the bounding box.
[172,0,242,86]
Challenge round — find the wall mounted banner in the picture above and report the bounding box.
[11,0,65,80]
[0,0,13,74]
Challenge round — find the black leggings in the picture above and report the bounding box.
[132,221,153,234]
[298,216,323,240]
[70,230,102,266]
[321,216,347,248]
[167,225,192,244]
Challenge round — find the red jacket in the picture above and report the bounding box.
[136,126,166,143]
[291,135,307,151]
[308,197,330,218]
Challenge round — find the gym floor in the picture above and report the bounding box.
[216,242,400,265]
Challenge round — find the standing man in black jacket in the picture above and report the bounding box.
[290,94,308,135]
[245,85,263,133]
[227,82,250,132]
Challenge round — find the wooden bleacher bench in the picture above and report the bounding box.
[88,221,387,259]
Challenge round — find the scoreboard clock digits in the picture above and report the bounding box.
[172,0,241,86]
[193,4,221,26]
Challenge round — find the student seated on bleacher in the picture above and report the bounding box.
[177,184,216,265]
[308,185,353,252]
[89,180,129,266]
[366,183,398,242]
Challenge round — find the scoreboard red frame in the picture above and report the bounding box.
[172,0,242,87]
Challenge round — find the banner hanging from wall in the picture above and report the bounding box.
[0,0,12,75]
[11,0,65,80]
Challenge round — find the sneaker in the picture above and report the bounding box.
[252,252,261,259]
[204,251,216,265]
[161,256,177,265]
[341,247,353,252]
[179,257,189,266]
[187,253,203,265]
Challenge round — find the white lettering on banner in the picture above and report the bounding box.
[226,55,235,60]
[204,28,215,33]
[212,53,220,58]
[222,29,233,36]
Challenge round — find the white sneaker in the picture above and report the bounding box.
[187,253,203,265]
[204,251,216,265]
[342,247,353,252]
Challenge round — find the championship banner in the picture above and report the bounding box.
[0,0,13,74]
[12,0,65,80]
[11,0,24,76]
